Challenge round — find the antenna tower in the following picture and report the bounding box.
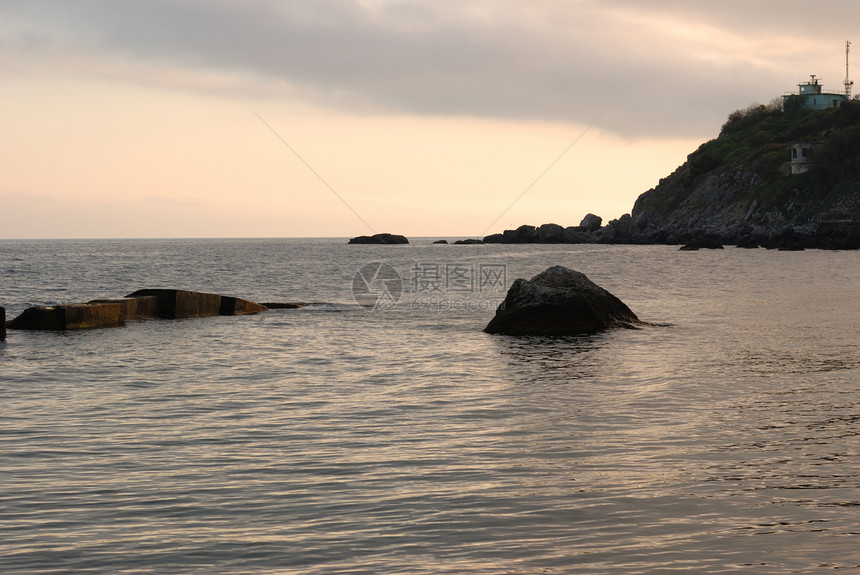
[845,40,854,97]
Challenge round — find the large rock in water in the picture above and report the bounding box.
[484,266,641,335]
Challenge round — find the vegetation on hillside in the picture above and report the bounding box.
[633,99,860,228]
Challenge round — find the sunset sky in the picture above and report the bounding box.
[2,1,858,238]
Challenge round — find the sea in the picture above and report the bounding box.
[1,238,858,574]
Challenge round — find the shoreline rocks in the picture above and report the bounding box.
[484,266,643,336]
[480,215,858,249]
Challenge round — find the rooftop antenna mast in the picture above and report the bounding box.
[845,40,854,97]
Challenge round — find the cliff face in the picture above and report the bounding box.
[627,101,860,248]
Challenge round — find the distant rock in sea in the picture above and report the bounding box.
[454,238,483,245]
[482,219,605,245]
[433,239,449,244]
[348,233,409,244]
[484,265,643,336]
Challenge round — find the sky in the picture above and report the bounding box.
[2,0,859,239]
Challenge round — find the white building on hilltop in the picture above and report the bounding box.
[784,75,849,110]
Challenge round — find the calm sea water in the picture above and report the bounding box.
[1,239,858,574]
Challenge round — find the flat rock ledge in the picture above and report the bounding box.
[8,289,270,331]
[484,266,643,336]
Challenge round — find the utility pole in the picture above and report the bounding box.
[845,40,854,97]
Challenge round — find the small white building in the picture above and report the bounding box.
[791,143,813,174]
[783,75,849,110]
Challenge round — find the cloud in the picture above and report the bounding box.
[1,0,858,138]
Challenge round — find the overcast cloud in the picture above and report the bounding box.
[2,0,858,137]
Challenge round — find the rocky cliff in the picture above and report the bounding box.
[483,101,860,249]
[628,100,860,248]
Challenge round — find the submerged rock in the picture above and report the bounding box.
[9,289,268,331]
[484,266,642,336]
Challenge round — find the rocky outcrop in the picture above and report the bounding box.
[627,103,860,248]
[482,103,860,249]
[536,223,565,242]
[1,306,6,340]
[576,213,599,232]
[483,221,604,244]
[484,266,642,336]
[348,233,409,244]
[8,289,268,331]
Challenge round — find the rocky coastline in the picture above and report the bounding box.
[481,213,858,250]
[482,102,860,250]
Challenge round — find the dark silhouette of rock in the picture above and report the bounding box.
[348,233,409,244]
[633,211,651,232]
[536,223,565,243]
[454,238,483,244]
[611,214,636,239]
[579,213,603,232]
[482,233,505,243]
[260,302,309,309]
[763,230,807,250]
[484,266,642,335]
[483,221,602,244]
[1,306,6,340]
[505,225,538,243]
[9,290,268,331]
[561,226,591,244]
[679,238,723,250]
[433,239,449,244]
[735,238,760,249]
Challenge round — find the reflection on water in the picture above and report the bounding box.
[492,332,609,382]
[1,240,859,573]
